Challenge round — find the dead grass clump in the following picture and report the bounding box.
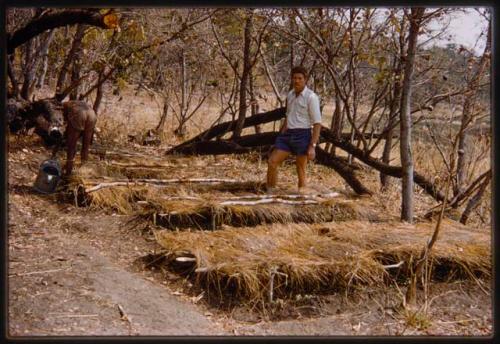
[153,220,490,304]
[154,199,375,230]
[155,224,387,303]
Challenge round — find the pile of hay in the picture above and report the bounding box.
[153,199,380,230]
[154,220,491,303]
[73,181,379,228]
[64,162,378,227]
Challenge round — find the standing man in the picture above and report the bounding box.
[266,66,322,194]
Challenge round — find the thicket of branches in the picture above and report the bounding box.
[6,7,491,227]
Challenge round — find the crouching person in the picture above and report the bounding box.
[266,66,322,194]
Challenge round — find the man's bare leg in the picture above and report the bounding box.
[296,155,308,190]
[266,148,290,191]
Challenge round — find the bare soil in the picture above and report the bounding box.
[7,135,492,337]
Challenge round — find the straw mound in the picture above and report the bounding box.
[153,200,380,230]
[66,169,380,228]
[154,220,490,303]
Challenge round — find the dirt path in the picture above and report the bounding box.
[7,141,492,337]
[9,194,227,336]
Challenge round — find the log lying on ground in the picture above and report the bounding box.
[168,131,371,195]
[315,148,373,195]
[319,128,446,202]
[167,107,286,154]
[84,178,240,193]
[168,107,395,155]
[167,108,446,201]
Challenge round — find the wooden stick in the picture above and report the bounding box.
[175,257,197,262]
[9,268,65,277]
[85,178,239,193]
[224,192,340,200]
[219,198,318,206]
[382,261,405,269]
[53,314,99,318]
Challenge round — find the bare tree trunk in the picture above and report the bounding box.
[380,75,402,190]
[232,10,253,139]
[289,13,297,91]
[20,36,36,100]
[175,49,187,136]
[399,8,424,223]
[93,68,105,114]
[328,93,343,156]
[56,24,86,99]
[156,96,169,133]
[455,99,471,195]
[70,26,85,100]
[249,68,261,134]
[36,29,55,89]
[7,56,20,98]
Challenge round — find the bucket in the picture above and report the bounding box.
[33,159,62,194]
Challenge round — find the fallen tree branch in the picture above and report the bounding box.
[219,198,318,206]
[315,148,373,195]
[223,192,340,200]
[85,178,240,193]
[319,128,446,202]
[167,107,286,153]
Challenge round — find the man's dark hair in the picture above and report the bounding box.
[291,65,308,78]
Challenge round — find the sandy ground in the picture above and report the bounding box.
[6,134,492,338]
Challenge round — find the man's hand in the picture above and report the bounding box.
[307,144,316,161]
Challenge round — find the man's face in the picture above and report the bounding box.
[292,73,306,93]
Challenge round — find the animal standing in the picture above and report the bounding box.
[10,98,98,176]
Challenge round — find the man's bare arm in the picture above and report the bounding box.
[310,123,321,146]
[280,118,288,133]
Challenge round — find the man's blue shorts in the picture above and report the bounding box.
[274,128,312,156]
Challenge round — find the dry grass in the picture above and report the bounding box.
[152,198,380,230]
[154,219,491,304]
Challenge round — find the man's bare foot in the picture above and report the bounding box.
[265,185,276,195]
[298,186,316,195]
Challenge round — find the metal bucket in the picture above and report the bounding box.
[33,159,62,194]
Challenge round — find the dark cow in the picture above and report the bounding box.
[60,101,97,175]
[29,98,97,176]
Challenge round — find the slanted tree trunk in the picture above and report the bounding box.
[399,8,424,223]
[380,70,402,190]
[36,29,55,89]
[70,26,86,100]
[455,19,491,196]
[7,9,116,54]
[156,96,170,133]
[20,33,37,100]
[232,10,253,139]
[459,173,490,225]
[93,67,106,114]
[56,24,86,99]
[168,107,286,153]
[174,49,188,137]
